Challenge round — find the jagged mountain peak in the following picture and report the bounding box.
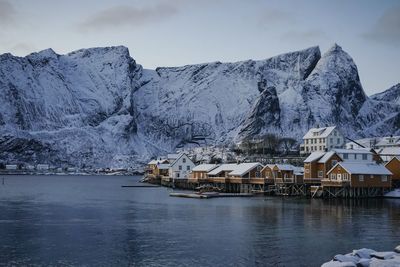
[0,44,398,168]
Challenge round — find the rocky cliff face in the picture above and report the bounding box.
[0,44,398,167]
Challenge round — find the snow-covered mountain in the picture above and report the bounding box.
[0,44,398,167]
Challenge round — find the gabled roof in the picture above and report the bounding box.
[304,152,326,163]
[275,164,297,171]
[385,156,400,167]
[327,162,392,175]
[170,153,193,167]
[318,151,340,163]
[303,126,336,139]
[192,164,218,172]
[229,163,263,176]
[261,164,276,171]
[207,163,239,176]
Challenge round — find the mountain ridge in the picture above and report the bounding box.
[0,44,398,168]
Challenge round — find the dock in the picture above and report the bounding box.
[121,185,160,188]
[169,192,254,199]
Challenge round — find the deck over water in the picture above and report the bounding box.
[0,175,399,266]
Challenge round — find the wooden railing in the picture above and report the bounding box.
[321,179,350,187]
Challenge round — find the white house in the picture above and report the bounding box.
[346,136,400,150]
[300,126,345,155]
[168,153,195,179]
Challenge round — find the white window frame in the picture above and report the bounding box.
[359,175,364,182]
[318,171,323,178]
[382,175,388,182]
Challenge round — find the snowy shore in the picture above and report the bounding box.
[322,247,400,267]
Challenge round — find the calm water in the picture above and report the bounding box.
[0,175,399,267]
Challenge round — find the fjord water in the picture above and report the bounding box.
[0,175,399,267]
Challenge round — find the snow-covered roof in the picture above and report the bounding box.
[333,148,372,154]
[328,162,392,175]
[376,136,400,147]
[378,147,400,156]
[275,164,296,171]
[207,163,239,176]
[303,126,336,139]
[167,153,180,159]
[157,164,170,170]
[170,153,193,167]
[294,167,304,175]
[192,164,218,172]
[318,151,339,163]
[229,163,262,176]
[304,152,326,163]
[262,164,276,171]
[148,159,167,165]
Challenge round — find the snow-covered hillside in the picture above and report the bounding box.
[0,44,398,167]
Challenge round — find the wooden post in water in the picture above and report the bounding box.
[2,177,4,185]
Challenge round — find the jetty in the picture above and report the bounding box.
[169,192,253,199]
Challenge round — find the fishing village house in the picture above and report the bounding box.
[261,164,277,185]
[300,126,345,155]
[303,151,342,184]
[303,148,381,184]
[323,162,392,197]
[188,164,218,183]
[168,153,195,179]
[146,158,170,178]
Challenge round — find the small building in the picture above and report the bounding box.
[5,164,18,170]
[189,164,218,181]
[146,158,169,177]
[385,157,400,188]
[228,163,263,181]
[168,153,195,179]
[207,163,239,183]
[274,164,304,184]
[261,164,276,184]
[300,126,345,155]
[324,162,392,189]
[304,151,342,184]
[36,164,49,170]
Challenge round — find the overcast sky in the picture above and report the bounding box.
[0,0,399,95]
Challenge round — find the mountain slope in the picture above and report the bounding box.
[0,44,398,168]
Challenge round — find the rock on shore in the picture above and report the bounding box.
[322,247,400,267]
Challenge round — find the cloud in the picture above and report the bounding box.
[79,2,178,31]
[11,43,37,56]
[363,6,400,45]
[0,0,16,25]
[281,29,328,42]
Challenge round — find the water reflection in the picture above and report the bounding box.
[0,176,399,266]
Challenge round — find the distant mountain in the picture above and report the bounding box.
[0,44,398,168]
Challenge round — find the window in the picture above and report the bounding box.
[343,153,348,159]
[370,174,373,179]
[306,139,309,144]
[177,173,180,178]
[337,174,341,180]
[305,169,310,173]
[183,158,186,163]
[354,154,358,160]
[334,131,337,136]
[362,154,367,160]
[186,166,190,171]
[337,138,340,144]
[342,173,348,181]
[179,165,182,170]
[359,175,364,182]
[318,171,323,178]
[306,147,309,152]
[256,171,260,178]
[382,175,388,182]
[331,173,337,180]
[331,160,338,168]
[319,146,322,150]
[330,138,333,143]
